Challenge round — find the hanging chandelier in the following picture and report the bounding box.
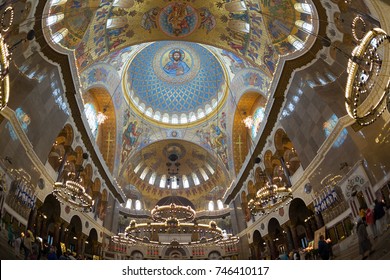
[248,181,293,216]
[52,180,93,212]
[111,203,239,259]
[345,28,390,126]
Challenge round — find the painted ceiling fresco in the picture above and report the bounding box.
[124,41,227,125]
[118,139,229,208]
[46,0,317,209]
[48,0,312,71]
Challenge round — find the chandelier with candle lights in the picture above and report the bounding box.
[110,202,239,259]
[248,181,293,216]
[345,28,390,126]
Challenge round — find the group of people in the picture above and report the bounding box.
[359,199,387,239]
[6,220,48,260]
[356,199,388,259]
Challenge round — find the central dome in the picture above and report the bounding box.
[124,41,227,126]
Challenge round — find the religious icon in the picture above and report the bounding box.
[163,49,190,76]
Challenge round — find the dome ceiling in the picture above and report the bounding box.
[44,0,319,210]
[120,139,229,209]
[124,41,227,126]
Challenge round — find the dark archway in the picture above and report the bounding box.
[66,215,83,254]
[288,198,315,248]
[252,230,266,259]
[85,228,99,257]
[35,194,61,245]
[267,218,287,259]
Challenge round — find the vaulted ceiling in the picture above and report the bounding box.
[43,0,318,210]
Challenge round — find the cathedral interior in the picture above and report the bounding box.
[0,0,389,260]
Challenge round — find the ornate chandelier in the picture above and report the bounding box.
[345,28,390,126]
[248,181,293,216]
[111,203,239,259]
[52,180,93,212]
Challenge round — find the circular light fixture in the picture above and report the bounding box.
[1,6,14,33]
[0,33,10,111]
[345,28,390,126]
[52,180,93,212]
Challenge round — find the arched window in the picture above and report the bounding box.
[189,112,196,122]
[84,103,98,138]
[135,200,141,210]
[125,199,132,209]
[294,3,312,14]
[182,175,189,188]
[46,13,64,26]
[162,113,169,123]
[208,201,215,211]
[197,109,205,118]
[288,35,304,51]
[295,20,313,33]
[192,173,200,186]
[199,168,209,181]
[140,167,149,180]
[217,200,224,210]
[52,28,68,44]
[154,111,161,121]
[149,172,157,185]
[205,163,215,174]
[145,107,153,117]
[170,176,179,189]
[159,175,166,188]
[134,162,142,174]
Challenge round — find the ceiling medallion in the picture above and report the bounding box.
[0,33,10,111]
[345,28,390,126]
